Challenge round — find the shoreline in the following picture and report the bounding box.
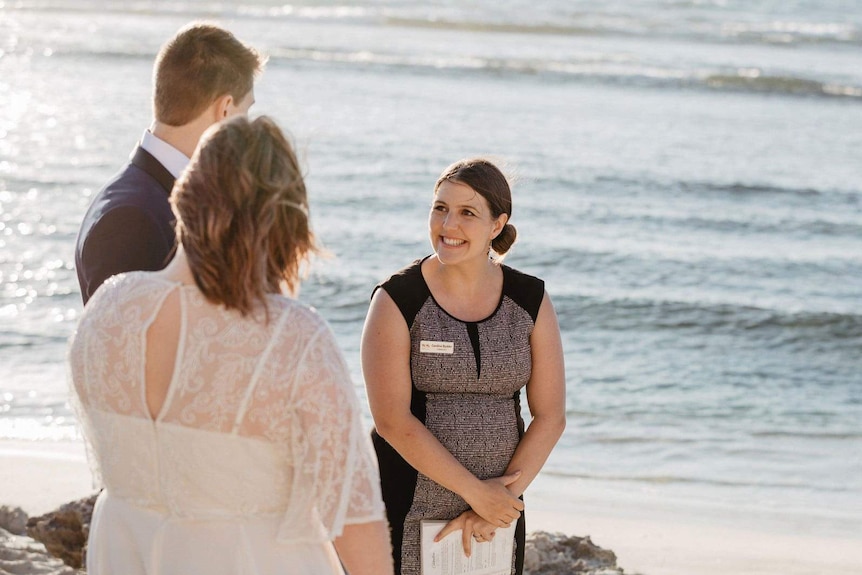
[3,438,860,575]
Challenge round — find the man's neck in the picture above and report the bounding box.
[150,118,210,158]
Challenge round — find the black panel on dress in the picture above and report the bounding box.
[501,265,545,324]
[373,258,430,328]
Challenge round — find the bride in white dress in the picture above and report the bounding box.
[68,116,393,575]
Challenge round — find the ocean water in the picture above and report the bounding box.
[1,0,860,536]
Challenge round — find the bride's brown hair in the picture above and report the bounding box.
[171,115,316,316]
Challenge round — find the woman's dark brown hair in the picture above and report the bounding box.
[171,115,316,316]
[435,158,517,256]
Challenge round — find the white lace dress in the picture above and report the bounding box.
[68,273,385,575]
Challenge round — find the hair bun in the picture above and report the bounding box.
[491,222,517,256]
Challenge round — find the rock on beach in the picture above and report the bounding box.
[24,494,98,570]
[524,531,625,575]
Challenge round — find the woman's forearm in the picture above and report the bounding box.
[377,415,482,495]
[376,414,523,525]
[502,412,567,497]
[377,414,505,503]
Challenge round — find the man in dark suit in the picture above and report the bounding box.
[75,22,265,304]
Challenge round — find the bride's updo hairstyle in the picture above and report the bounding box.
[435,158,517,258]
[171,115,316,316]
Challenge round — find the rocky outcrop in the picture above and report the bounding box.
[24,494,98,570]
[524,531,626,575]
[0,505,78,575]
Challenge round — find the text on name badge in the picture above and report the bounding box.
[420,340,455,354]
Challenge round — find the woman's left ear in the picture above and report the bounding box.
[491,213,508,240]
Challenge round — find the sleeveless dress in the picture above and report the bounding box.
[68,272,385,575]
[371,258,545,575]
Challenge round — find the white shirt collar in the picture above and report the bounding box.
[140,130,190,179]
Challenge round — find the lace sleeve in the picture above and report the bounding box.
[66,276,124,491]
[67,344,103,491]
[276,322,386,543]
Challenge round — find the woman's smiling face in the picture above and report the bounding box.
[429,180,505,266]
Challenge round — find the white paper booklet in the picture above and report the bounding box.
[420,520,515,575]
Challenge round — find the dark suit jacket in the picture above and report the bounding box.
[75,146,177,304]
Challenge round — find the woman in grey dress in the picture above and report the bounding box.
[361,158,566,574]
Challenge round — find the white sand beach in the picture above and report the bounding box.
[2,438,859,575]
[0,440,94,517]
[527,474,862,575]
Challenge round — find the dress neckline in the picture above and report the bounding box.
[417,255,507,324]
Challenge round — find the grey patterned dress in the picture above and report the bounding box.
[371,257,545,575]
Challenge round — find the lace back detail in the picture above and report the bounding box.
[68,272,385,538]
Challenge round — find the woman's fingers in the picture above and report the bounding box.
[434,510,506,557]
[491,506,520,527]
[461,524,473,556]
[474,527,496,540]
[467,475,524,526]
[434,514,466,542]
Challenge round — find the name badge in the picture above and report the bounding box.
[420,340,454,355]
